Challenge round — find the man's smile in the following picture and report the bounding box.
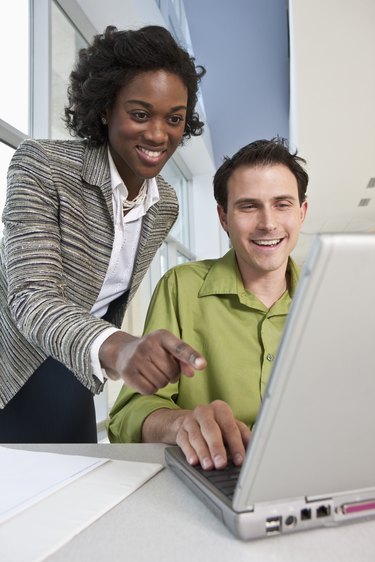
[252,238,284,247]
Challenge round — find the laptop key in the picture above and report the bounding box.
[195,461,241,498]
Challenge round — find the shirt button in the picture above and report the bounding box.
[266,353,274,361]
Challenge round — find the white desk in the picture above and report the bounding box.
[5,444,375,562]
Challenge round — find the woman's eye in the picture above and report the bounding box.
[132,111,149,121]
[168,115,184,125]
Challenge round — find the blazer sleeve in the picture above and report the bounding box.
[3,140,115,387]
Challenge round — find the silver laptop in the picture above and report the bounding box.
[165,233,375,540]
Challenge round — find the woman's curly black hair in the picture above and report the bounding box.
[64,25,206,146]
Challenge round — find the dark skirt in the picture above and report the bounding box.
[0,357,97,443]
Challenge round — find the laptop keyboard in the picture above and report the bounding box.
[194,460,241,500]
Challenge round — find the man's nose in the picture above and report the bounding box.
[258,208,277,230]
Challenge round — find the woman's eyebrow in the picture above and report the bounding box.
[125,99,187,111]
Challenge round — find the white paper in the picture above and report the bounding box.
[0,446,108,523]
[0,447,163,562]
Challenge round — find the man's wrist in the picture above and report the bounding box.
[142,408,188,444]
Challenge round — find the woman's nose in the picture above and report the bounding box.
[143,119,168,144]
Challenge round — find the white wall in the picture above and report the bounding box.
[190,172,229,259]
[76,0,165,29]
[289,0,375,264]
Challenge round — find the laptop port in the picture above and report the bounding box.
[285,515,297,528]
[339,499,375,515]
[265,516,282,534]
[316,504,331,518]
[300,508,312,520]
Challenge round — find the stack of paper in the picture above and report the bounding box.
[0,446,163,561]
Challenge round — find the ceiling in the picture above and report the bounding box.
[183,0,290,169]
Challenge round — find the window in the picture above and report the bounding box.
[147,157,196,293]
[160,242,169,276]
[162,158,191,248]
[51,1,87,139]
[0,1,30,135]
[0,1,29,235]
[177,251,189,265]
[0,143,15,236]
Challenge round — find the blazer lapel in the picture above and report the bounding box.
[81,143,113,221]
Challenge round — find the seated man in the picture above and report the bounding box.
[108,138,309,470]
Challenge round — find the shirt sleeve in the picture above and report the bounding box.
[107,270,182,443]
[90,327,121,383]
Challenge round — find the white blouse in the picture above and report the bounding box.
[90,148,160,382]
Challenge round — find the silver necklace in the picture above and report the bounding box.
[122,181,147,215]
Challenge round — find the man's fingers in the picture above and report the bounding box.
[176,427,200,466]
[175,403,250,471]
[194,405,229,468]
[202,401,248,467]
[238,421,252,447]
[176,416,216,470]
[220,422,248,466]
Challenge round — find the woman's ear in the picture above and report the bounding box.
[100,109,110,125]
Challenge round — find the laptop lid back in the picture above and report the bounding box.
[233,233,375,511]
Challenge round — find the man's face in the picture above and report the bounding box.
[217,163,308,280]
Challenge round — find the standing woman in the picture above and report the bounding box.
[0,25,207,443]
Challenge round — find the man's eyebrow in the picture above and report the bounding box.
[125,99,187,111]
[272,194,298,201]
[234,195,298,204]
[234,197,258,204]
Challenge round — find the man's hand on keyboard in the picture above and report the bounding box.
[174,400,251,470]
[142,400,251,469]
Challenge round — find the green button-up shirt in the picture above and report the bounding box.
[108,249,300,443]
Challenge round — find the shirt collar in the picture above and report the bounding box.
[199,248,300,312]
[107,147,159,218]
[198,249,241,297]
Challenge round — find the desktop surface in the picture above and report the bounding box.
[4,444,375,562]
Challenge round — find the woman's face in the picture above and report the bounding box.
[104,69,188,195]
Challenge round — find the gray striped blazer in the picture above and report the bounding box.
[0,138,179,408]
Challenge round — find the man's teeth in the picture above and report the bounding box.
[254,239,281,246]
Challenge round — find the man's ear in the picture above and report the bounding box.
[300,200,308,224]
[217,204,228,232]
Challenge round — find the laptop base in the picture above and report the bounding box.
[166,446,375,540]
